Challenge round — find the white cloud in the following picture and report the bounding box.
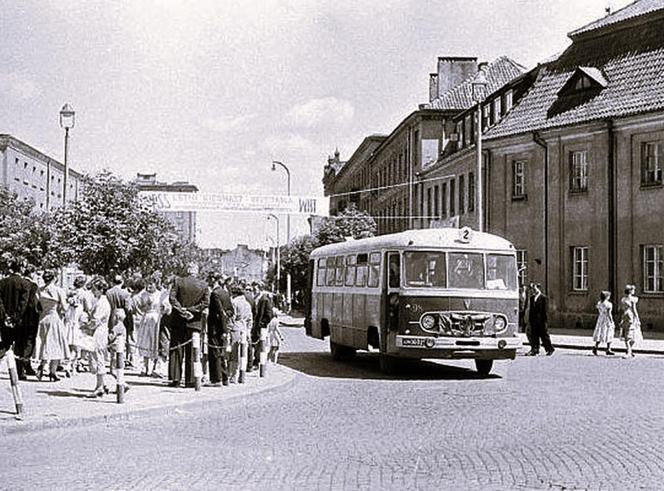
[202,114,256,133]
[0,72,41,102]
[286,97,355,129]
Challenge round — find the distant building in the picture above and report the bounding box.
[134,173,198,243]
[0,134,84,211]
[204,244,268,282]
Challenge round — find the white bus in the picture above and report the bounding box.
[303,227,522,375]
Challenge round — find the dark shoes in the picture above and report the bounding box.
[524,350,539,356]
[546,348,555,356]
[606,350,616,356]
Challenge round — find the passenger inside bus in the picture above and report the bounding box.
[449,253,484,289]
[404,252,446,287]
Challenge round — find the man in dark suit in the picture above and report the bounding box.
[250,282,274,370]
[15,266,40,378]
[0,261,32,374]
[525,283,555,356]
[169,262,209,387]
[207,273,234,386]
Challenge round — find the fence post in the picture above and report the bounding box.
[239,335,247,384]
[192,331,202,391]
[259,327,268,378]
[116,351,125,404]
[5,350,24,419]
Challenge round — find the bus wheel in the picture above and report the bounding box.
[475,359,494,376]
[330,341,356,361]
[379,354,399,374]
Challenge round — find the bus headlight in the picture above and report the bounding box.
[493,316,507,332]
[421,314,436,330]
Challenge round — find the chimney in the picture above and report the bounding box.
[429,73,439,102]
[436,56,478,95]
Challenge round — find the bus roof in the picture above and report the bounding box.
[311,228,515,258]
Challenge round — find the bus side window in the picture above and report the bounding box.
[326,257,336,286]
[335,256,345,286]
[388,254,400,288]
[316,258,326,286]
[368,252,381,287]
[345,255,357,286]
[356,253,368,287]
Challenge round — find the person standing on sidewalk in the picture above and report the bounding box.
[620,285,642,358]
[250,282,274,371]
[593,291,616,356]
[0,260,31,376]
[168,262,209,388]
[207,273,234,386]
[525,283,555,356]
[228,283,253,383]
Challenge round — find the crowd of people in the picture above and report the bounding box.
[0,260,284,398]
[519,282,644,357]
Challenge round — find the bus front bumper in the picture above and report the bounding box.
[394,335,522,359]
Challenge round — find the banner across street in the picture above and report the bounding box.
[140,191,330,216]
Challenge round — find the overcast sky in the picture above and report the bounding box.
[1,0,630,249]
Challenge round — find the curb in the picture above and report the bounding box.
[0,367,297,436]
[519,336,664,356]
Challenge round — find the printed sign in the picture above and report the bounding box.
[140,191,330,216]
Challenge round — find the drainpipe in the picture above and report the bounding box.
[532,132,548,294]
[607,120,616,300]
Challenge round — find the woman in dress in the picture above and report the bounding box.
[592,291,615,356]
[33,270,70,381]
[83,277,112,397]
[64,275,93,373]
[620,284,643,357]
[134,275,171,376]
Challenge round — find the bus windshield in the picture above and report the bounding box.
[486,254,518,291]
[404,252,447,287]
[448,252,484,289]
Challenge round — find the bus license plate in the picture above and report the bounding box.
[402,337,426,347]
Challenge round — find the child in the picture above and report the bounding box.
[108,310,130,394]
[592,291,615,356]
[267,314,284,364]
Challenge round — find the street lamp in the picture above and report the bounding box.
[471,71,487,232]
[271,160,291,244]
[59,103,75,207]
[267,213,280,292]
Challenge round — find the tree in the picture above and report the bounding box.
[49,170,183,277]
[315,206,377,247]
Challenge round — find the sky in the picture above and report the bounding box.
[0,0,632,250]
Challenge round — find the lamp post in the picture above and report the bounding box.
[59,103,75,207]
[267,214,280,292]
[271,160,291,244]
[471,71,487,232]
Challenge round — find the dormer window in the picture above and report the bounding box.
[558,67,608,97]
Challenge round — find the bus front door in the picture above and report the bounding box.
[383,251,401,352]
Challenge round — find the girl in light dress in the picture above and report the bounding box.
[33,271,70,381]
[267,309,284,364]
[620,285,643,358]
[592,291,615,356]
[133,276,171,376]
[64,275,94,373]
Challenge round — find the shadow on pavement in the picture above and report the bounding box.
[278,352,500,381]
[37,389,93,399]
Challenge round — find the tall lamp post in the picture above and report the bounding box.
[271,160,291,244]
[267,214,280,292]
[59,104,75,207]
[471,71,487,232]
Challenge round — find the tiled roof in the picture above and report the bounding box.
[569,0,664,38]
[427,57,526,111]
[484,14,664,140]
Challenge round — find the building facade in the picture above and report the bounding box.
[0,134,84,210]
[203,244,269,282]
[134,173,198,243]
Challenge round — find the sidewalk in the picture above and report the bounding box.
[0,362,295,435]
[521,328,664,355]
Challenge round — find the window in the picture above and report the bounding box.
[433,185,439,218]
[388,253,401,288]
[448,253,484,289]
[492,98,502,124]
[427,187,432,219]
[458,121,464,148]
[643,245,664,293]
[335,256,345,286]
[572,247,589,291]
[368,252,381,287]
[482,105,490,130]
[641,142,663,186]
[512,160,526,198]
[450,179,456,216]
[356,253,368,287]
[464,116,472,147]
[570,150,588,192]
[459,174,465,214]
[316,258,326,286]
[516,250,528,285]
[326,257,336,286]
[404,251,446,287]
[441,182,447,218]
[486,254,518,291]
[504,90,513,112]
[468,172,475,212]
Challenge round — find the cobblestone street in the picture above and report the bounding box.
[3,325,664,490]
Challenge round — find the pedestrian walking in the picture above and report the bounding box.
[207,273,234,386]
[33,270,70,381]
[168,262,209,387]
[619,285,642,357]
[251,282,274,370]
[592,291,616,355]
[134,275,171,376]
[228,283,252,383]
[518,284,529,333]
[524,283,555,356]
[267,313,284,364]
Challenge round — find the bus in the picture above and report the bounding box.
[303,227,522,376]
